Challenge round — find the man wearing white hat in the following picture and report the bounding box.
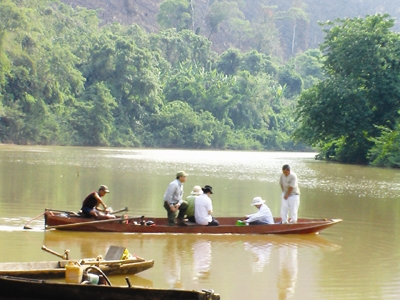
[186,185,203,223]
[244,197,274,225]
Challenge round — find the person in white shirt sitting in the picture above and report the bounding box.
[194,185,219,226]
[245,197,274,225]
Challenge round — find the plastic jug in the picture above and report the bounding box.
[65,261,83,283]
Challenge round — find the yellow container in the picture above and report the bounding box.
[65,261,83,284]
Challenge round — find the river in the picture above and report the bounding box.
[0,145,400,299]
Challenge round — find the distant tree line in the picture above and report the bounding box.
[2,0,400,167]
[0,0,320,150]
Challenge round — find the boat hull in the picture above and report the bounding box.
[0,276,220,300]
[0,260,154,279]
[45,212,342,234]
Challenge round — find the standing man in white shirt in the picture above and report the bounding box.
[279,164,300,223]
[245,197,274,225]
[163,171,189,226]
[195,185,219,226]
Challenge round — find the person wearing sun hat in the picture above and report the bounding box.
[163,171,189,226]
[186,185,203,223]
[81,185,114,219]
[244,197,274,225]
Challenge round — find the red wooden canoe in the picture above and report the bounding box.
[44,211,342,234]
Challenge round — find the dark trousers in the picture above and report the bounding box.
[163,201,188,223]
[249,220,269,225]
[207,217,219,226]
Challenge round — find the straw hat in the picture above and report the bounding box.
[251,197,265,206]
[190,186,203,195]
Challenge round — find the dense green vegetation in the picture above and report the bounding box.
[3,0,400,167]
[295,14,400,166]
[0,0,319,150]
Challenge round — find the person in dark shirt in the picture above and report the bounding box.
[81,185,114,218]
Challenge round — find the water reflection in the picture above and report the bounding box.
[163,237,183,289]
[244,241,273,272]
[277,244,298,300]
[162,237,213,286]
[243,240,298,299]
[192,240,211,281]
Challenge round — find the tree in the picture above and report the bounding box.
[275,0,309,58]
[150,29,212,67]
[73,82,116,146]
[216,48,241,76]
[291,49,324,89]
[157,0,192,31]
[0,0,28,85]
[149,100,231,148]
[295,14,400,164]
[368,123,400,168]
[205,0,244,40]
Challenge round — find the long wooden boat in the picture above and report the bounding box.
[0,275,220,300]
[44,211,342,234]
[0,259,154,279]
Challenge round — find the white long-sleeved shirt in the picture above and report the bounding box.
[163,179,183,205]
[246,204,274,224]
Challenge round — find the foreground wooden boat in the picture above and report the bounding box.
[44,211,342,234]
[0,276,220,300]
[0,259,154,279]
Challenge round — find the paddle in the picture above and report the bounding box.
[45,216,142,230]
[41,245,70,260]
[110,207,129,214]
[24,208,80,229]
[79,258,146,265]
[23,212,46,230]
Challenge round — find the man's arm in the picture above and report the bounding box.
[284,187,293,200]
[94,193,107,210]
[164,182,179,212]
[207,199,213,215]
[163,182,175,202]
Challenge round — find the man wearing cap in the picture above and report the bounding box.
[163,171,189,226]
[279,164,300,223]
[186,185,203,223]
[245,197,274,225]
[195,185,219,226]
[81,185,114,219]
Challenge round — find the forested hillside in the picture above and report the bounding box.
[0,0,319,150]
[61,0,400,59]
[3,0,400,166]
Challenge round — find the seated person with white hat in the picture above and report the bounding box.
[244,197,274,225]
[186,185,203,223]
